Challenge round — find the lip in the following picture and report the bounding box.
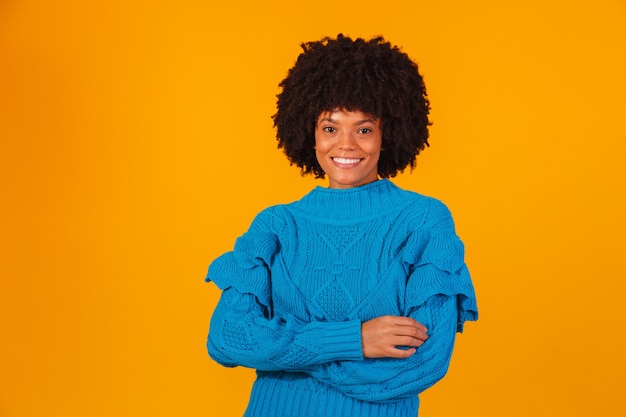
[332,157,363,168]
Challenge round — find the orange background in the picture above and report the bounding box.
[1,0,625,416]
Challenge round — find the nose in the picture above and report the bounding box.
[337,131,356,150]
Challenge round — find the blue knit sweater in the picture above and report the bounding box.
[206,179,478,417]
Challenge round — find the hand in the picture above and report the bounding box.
[361,316,428,359]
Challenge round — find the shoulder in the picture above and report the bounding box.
[247,202,299,235]
[398,189,455,234]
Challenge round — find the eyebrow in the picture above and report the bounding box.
[317,116,378,125]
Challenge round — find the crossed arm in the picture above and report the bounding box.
[208,285,457,401]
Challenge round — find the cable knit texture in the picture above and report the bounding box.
[206,179,478,417]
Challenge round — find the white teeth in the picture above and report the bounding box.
[333,157,361,164]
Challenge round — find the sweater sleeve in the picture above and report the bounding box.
[304,293,458,402]
[206,211,363,371]
[207,286,363,371]
[401,199,478,332]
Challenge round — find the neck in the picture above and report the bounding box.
[291,179,413,222]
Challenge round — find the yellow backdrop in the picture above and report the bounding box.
[1,0,625,416]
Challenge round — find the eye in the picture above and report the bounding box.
[322,126,336,133]
[358,127,373,134]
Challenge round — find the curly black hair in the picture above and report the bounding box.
[272,34,431,179]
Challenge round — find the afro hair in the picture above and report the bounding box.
[272,34,431,179]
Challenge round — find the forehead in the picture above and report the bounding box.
[316,108,379,124]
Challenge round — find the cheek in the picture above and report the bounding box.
[313,133,321,153]
[314,133,328,151]
[366,139,383,158]
[314,148,327,167]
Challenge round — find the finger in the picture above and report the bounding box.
[392,324,429,341]
[387,347,417,359]
[396,335,426,348]
[391,316,428,333]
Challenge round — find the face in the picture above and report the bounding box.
[314,108,382,189]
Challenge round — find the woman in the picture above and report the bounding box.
[206,34,478,417]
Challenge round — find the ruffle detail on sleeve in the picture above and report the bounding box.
[402,231,478,332]
[206,231,279,308]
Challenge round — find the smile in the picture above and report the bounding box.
[332,157,362,165]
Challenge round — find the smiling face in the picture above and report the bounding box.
[314,108,382,189]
